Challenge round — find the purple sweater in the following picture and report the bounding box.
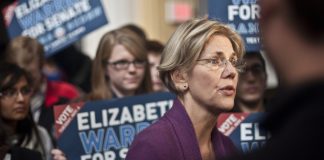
[126,99,237,160]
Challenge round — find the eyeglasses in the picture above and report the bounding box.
[105,60,147,70]
[240,64,265,76]
[0,86,33,99]
[196,57,245,73]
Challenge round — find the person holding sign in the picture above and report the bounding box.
[0,63,66,160]
[87,28,152,100]
[127,18,245,160]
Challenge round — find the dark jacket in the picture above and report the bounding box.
[0,146,42,160]
[223,80,324,160]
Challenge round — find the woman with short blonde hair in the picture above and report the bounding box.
[127,18,244,160]
[159,18,244,95]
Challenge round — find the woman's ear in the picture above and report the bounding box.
[171,69,189,92]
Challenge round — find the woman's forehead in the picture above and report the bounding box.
[201,36,236,57]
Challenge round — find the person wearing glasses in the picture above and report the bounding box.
[234,51,267,113]
[87,28,152,100]
[0,63,66,160]
[4,36,80,138]
[126,18,244,160]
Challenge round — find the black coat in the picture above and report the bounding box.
[223,80,324,160]
[3,147,43,160]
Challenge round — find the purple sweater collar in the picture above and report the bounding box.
[165,99,232,159]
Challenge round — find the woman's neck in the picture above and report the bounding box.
[179,96,217,146]
[179,95,218,160]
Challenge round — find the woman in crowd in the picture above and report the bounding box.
[0,63,66,160]
[126,18,245,160]
[88,28,152,100]
[4,36,80,138]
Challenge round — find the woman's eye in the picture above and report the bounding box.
[116,61,129,65]
[8,90,17,96]
[209,59,218,65]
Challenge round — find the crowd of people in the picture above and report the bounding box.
[0,22,168,160]
[1,0,323,159]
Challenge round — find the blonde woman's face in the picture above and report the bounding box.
[186,35,238,113]
[105,44,145,97]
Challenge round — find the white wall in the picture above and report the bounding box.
[80,0,278,88]
[81,0,136,59]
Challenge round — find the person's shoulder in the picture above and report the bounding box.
[35,125,53,147]
[126,117,179,160]
[136,117,175,143]
[35,125,54,156]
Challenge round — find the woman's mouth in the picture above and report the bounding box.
[219,85,236,96]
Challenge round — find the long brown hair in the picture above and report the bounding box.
[5,36,44,68]
[0,63,46,158]
[88,28,152,100]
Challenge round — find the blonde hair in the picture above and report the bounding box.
[5,36,44,68]
[158,18,244,94]
[88,28,152,100]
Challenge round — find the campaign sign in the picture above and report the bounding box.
[217,113,269,153]
[54,92,176,160]
[2,0,108,57]
[208,0,261,51]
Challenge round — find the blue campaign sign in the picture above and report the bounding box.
[217,113,269,153]
[2,0,108,57]
[54,92,176,160]
[208,0,261,52]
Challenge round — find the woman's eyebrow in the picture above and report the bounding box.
[204,51,237,58]
[230,52,238,58]
[215,51,237,57]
